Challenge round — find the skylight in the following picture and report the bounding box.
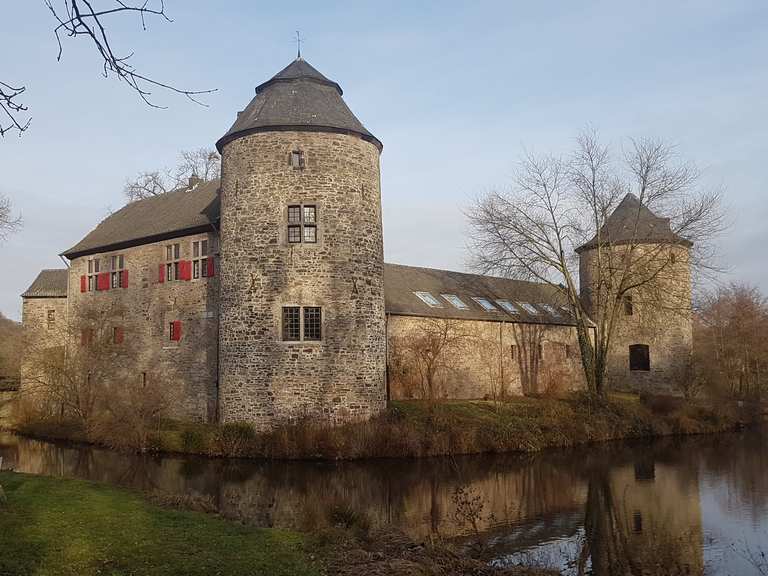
[441,294,469,310]
[471,297,498,312]
[539,304,561,317]
[413,291,443,308]
[496,300,520,314]
[519,302,539,315]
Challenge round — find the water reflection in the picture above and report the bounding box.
[1,430,766,575]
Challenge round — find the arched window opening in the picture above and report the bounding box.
[629,344,650,371]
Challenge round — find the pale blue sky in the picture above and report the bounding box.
[1,1,766,320]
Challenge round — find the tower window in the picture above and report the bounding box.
[670,252,677,264]
[624,295,634,316]
[565,344,575,359]
[303,307,322,341]
[47,309,56,328]
[282,306,321,341]
[287,204,317,244]
[289,150,305,169]
[629,344,650,371]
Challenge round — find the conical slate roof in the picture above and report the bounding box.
[575,193,692,253]
[216,58,381,152]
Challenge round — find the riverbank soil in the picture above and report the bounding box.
[0,471,555,576]
[13,392,757,460]
[0,471,318,576]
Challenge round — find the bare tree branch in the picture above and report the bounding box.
[123,147,220,202]
[0,194,22,241]
[44,0,216,108]
[0,81,31,137]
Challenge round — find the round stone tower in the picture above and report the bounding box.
[576,194,693,394]
[215,57,386,429]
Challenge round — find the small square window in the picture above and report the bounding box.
[441,294,469,310]
[496,300,519,314]
[303,307,322,341]
[413,291,443,308]
[282,306,301,341]
[471,297,497,312]
[288,225,302,243]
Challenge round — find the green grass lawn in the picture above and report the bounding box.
[0,471,319,576]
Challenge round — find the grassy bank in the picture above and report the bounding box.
[14,393,755,460]
[0,471,317,576]
[0,471,554,576]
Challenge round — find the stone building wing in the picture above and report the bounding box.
[216,57,381,152]
[384,263,575,325]
[61,180,219,259]
[576,193,693,253]
[21,269,68,298]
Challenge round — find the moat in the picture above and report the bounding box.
[1,429,766,575]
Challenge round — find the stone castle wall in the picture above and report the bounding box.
[579,244,693,394]
[61,232,219,421]
[387,315,586,400]
[218,130,386,429]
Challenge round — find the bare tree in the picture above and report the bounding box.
[467,130,724,396]
[694,283,768,400]
[394,318,470,402]
[124,147,220,202]
[0,194,22,240]
[2,1,215,137]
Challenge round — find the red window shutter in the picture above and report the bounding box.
[158,264,165,283]
[81,328,90,346]
[115,327,124,344]
[80,275,87,293]
[181,260,192,281]
[171,320,182,341]
[207,257,215,278]
[97,272,110,291]
[122,270,129,289]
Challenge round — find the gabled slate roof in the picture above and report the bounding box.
[383,263,576,325]
[62,180,220,259]
[576,193,692,253]
[216,57,381,152]
[22,269,68,298]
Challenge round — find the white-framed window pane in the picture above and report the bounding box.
[539,304,561,317]
[201,258,209,277]
[519,302,539,315]
[173,244,180,260]
[413,291,442,308]
[441,294,468,310]
[193,241,199,258]
[471,297,497,311]
[193,260,200,279]
[496,300,519,314]
[166,245,173,260]
[201,240,208,256]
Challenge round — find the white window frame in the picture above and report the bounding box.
[441,294,469,310]
[471,297,497,312]
[496,300,519,314]
[413,291,443,308]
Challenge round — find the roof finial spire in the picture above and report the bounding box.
[295,30,303,60]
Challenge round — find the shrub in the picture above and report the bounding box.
[216,421,255,456]
[180,428,207,453]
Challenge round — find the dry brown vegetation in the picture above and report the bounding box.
[0,312,22,391]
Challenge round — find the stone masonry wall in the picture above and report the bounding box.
[579,244,693,394]
[219,130,386,429]
[64,232,219,421]
[387,315,585,400]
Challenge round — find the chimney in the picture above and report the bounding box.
[188,174,201,188]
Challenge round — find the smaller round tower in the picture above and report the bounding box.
[576,194,693,393]
[215,58,386,429]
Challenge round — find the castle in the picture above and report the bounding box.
[20,58,693,430]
